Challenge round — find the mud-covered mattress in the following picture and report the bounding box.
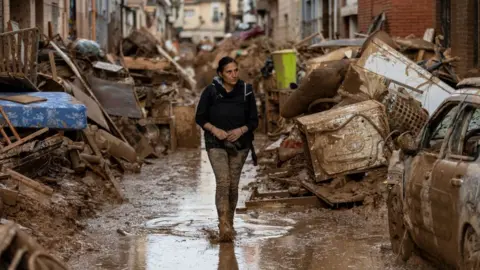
[0,92,87,130]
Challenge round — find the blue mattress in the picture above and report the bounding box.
[0,92,87,130]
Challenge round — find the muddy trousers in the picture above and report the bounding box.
[208,148,249,228]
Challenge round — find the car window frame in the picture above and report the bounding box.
[419,101,461,158]
[446,103,480,162]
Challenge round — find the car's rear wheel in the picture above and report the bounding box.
[462,226,480,270]
[387,184,413,262]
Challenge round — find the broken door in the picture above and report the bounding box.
[406,101,460,257]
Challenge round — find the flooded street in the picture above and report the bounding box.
[69,147,436,270]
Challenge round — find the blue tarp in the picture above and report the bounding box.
[0,92,87,130]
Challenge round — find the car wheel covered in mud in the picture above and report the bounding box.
[387,184,414,262]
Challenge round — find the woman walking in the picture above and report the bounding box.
[195,56,258,242]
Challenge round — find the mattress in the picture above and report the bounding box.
[0,92,87,130]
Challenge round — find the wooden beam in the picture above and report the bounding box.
[48,51,57,81]
[156,45,196,90]
[0,107,20,141]
[245,196,323,209]
[0,127,49,153]
[5,168,54,196]
[49,41,130,144]
[295,32,320,48]
[48,21,53,40]
[123,56,170,71]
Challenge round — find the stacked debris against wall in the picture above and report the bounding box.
[251,29,460,209]
[0,24,200,259]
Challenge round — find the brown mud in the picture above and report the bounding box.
[64,137,438,270]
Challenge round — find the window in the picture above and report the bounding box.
[184,9,195,18]
[450,106,480,158]
[212,7,220,22]
[52,3,60,35]
[423,103,459,153]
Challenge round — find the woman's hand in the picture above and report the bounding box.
[227,126,247,142]
[211,126,228,140]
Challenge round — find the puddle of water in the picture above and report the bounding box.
[73,136,434,270]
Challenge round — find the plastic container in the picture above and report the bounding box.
[271,49,297,89]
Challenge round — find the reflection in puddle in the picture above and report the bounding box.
[83,144,434,270]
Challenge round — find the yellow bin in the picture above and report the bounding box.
[271,49,297,89]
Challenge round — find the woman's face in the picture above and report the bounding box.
[220,62,239,86]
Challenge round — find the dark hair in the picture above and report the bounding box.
[216,56,237,75]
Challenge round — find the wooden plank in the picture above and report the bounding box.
[0,38,4,72]
[245,196,323,209]
[30,30,38,84]
[23,31,29,75]
[0,95,47,104]
[103,160,125,201]
[80,153,101,164]
[8,247,27,270]
[3,34,9,72]
[123,56,170,71]
[295,32,320,48]
[0,108,20,141]
[8,35,15,73]
[416,28,435,62]
[254,190,291,198]
[82,129,102,157]
[0,127,49,153]
[16,31,22,72]
[0,128,11,144]
[0,187,18,206]
[300,180,334,206]
[300,180,366,207]
[48,21,53,40]
[156,45,196,90]
[48,51,57,81]
[49,41,130,144]
[69,150,86,173]
[5,168,54,196]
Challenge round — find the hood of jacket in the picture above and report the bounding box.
[212,76,246,96]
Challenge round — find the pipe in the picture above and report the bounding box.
[333,0,338,38]
[328,0,332,39]
[91,0,96,40]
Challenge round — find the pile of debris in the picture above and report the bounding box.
[0,221,68,270]
[0,24,200,259]
[252,29,458,209]
[194,36,276,91]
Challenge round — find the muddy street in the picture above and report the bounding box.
[68,143,435,270]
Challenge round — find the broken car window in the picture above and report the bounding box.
[462,108,480,158]
[425,104,459,152]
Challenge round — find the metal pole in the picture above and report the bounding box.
[120,0,124,38]
[91,0,96,40]
[333,0,337,38]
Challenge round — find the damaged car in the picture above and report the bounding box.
[387,81,480,269]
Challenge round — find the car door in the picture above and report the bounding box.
[406,101,460,258]
[431,104,480,266]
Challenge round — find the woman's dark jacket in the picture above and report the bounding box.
[195,77,258,151]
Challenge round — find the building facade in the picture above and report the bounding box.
[180,0,226,43]
[258,0,301,44]
[357,0,480,77]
